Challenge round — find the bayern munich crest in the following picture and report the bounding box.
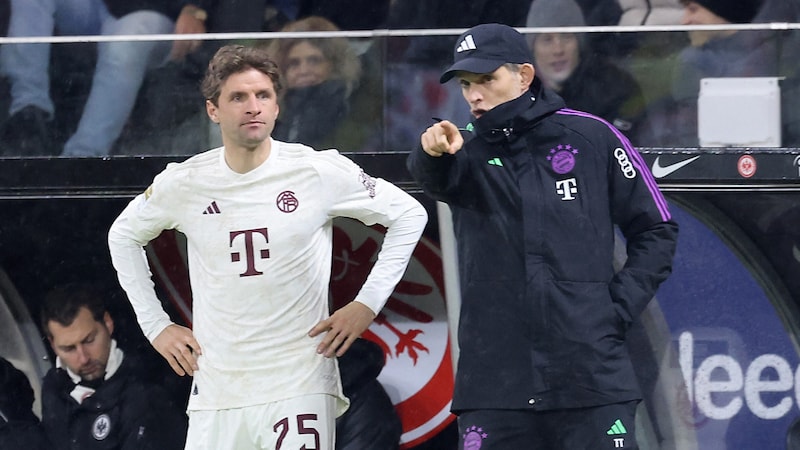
[547,144,579,174]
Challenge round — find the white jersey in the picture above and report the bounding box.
[108,140,427,413]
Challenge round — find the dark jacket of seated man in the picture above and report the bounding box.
[40,282,188,450]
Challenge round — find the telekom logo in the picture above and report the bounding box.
[229,228,269,277]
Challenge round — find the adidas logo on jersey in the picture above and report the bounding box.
[202,201,221,215]
[456,35,477,52]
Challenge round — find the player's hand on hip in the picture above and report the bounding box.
[309,301,376,358]
[153,324,202,376]
[421,120,464,157]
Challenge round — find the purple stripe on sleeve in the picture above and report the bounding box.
[556,109,671,221]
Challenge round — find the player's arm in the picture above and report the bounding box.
[309,302,376,358]
[108,187,202,376]
[310,171,428,357]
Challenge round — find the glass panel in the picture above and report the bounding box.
[3,10,800,449]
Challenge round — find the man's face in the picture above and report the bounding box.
[455,65,532,119]
[532,33,581,91]
[284,41,332,89]
[682,1,735,46]
[206,68,280,151]
[47,307,114,382]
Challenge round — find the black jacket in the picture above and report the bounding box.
[273,79,350,150]
[336,339,401,450]
[41,354,188,450]
[407,80,678,412]
[0,357,50,449]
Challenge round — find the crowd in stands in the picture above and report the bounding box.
[0,0,799,156]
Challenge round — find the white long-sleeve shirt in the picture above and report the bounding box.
[108,140,427,412]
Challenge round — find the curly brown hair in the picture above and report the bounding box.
[201,44,283,106]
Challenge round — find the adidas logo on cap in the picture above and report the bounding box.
[439,23,532,83]
[456,35,477,52]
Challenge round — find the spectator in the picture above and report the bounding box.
[0,357,50,450]
[642,0,775,146]
[0,0,210,157]
[268,15,363,149]
[527,0,650,143]
[39,282,188,449]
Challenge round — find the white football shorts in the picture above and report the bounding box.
[184,394,337,450]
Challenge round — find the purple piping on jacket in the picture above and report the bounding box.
[556,108,672,221]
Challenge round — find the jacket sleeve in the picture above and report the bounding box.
[405,144,479,209]
[606,130,679,327]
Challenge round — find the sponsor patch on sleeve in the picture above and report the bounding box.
[359,170,376,198]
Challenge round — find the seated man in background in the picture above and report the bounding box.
[39,282,188,449]
[641,0,776,146]
[526,0,650,144]
[0,0,208,156]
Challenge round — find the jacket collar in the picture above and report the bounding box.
[473,79,566,146]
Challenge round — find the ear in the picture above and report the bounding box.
[45,328,55,350]
[206,99,220,123]
[103,311,114,336]
[520,63,535,90]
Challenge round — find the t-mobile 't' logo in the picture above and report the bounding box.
[229,228,269,277]
[555,178,578,201]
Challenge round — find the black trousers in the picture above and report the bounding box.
[457,400,640,450]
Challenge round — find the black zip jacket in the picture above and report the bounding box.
[41,354,188,450]
[407,80,678,412]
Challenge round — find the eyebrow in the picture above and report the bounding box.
[226,89,273,100]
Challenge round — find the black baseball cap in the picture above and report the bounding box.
[439,23,533,84]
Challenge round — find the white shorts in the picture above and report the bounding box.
[184,394,337,450]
